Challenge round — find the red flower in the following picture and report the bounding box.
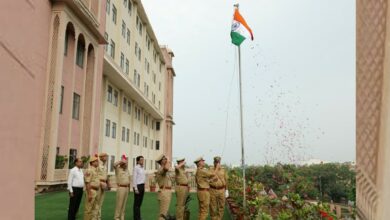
[319,210,328,217]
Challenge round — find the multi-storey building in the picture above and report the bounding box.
[34,0,107,189]
[101,0,174,175]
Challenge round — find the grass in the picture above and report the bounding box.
[35,191,232,220]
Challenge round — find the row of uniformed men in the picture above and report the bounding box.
[82,153,228,220]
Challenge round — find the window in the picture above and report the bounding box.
[110,40,115,58]
[155,161,158,170]
[124,0,127,8]
[120,52,124,69]
[122,20,126,37]
[133,69,137,84]
[159,82,161,91]
[156,140,160,150]
[133,132,137,145]
[151,160,153,170]
[133,158,136,167]
[106,0,110,14]
[112,122,117,138]
[123,97,127,112]
[137,133,140,145]
[136,16,139,30]
[112,5,117,24]
[127,101,131,114]
[59,86,64,114]
[151,140,154,149]
[110,155,115,172]
[72,93,80,120]
[76,41,85,67]
[105,119,110,137]
[138,48,141,61]
[158,101,160,110]
[128,1,132,14]
[107,85,113,102]
[126,128,130,143]
[144,160,147,170]
[137,74,140,87]
[69,149,77,169]
[135,42,138,56]
[114,90,118,106]
[122,127,126,142]
[156,121,160,131]
[153,73,156,83]
[152,93,155,104]
[125,59,129,75]
[127,29,130,45]
[64,32,68,56]
[104,32,109,52]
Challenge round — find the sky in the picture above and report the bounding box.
[143,0,355,166]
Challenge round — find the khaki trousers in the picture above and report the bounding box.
[114,186,129,220]
[96,189,105,220]
[209,188,225,220]
[158,189,172,220]
[175,186,189,220]
[84,189,98,220]
[197,190,210,220]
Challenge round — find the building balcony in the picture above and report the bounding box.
[103,55,164,120]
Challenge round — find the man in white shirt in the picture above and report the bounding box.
[132,155,145,220]
[67,158,84,220]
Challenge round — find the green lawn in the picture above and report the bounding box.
[35,191,232,220]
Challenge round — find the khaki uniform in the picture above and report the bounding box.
[195,168,216,220]
[114,164,130,220]
[96,160,108,220]
[155,167,173,220]
[175,166,189,220]
[209,167,228,220]
[84,166,100,220]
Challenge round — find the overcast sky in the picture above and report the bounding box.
[143,0,355,166]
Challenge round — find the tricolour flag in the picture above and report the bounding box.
[231,8,254,46]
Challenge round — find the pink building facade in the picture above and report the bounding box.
[161,46,176,161]
[35,0,106,188]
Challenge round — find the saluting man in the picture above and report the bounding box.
[114,155,130,220]
[175,158,189,220]
[155,154,172,219]
[209,156,228,220]
[194,157,218,220]
[97,153,109,220]
[83,156,101,220]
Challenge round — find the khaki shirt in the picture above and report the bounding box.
[209,167,227,188]
[84,166,100,188]
[175,167,188,185]
[195,168,216,189]
[115,165,130,185]
[98,160,108,181]
[155,167,172,188]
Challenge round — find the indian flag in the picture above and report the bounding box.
[231,8,254,46]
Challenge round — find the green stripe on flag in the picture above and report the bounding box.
[231,31,246,46]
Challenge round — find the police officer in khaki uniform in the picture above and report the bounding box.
[84,156,101,220]
[194,157,218,220]
[114,155,130,220]
[175,158,189,220]
[155,154,172,220]
[209,156,228,220]
[97,153,109,220]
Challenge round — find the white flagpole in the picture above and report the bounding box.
[234,3,247,213]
